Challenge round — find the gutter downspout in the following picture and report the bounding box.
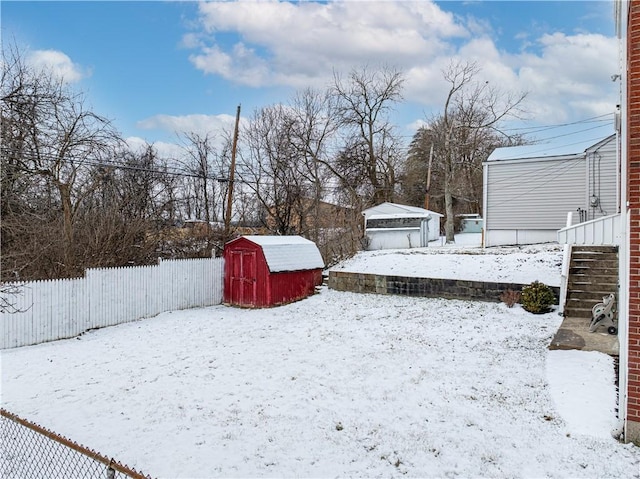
[616,210,629,440]
[482,162,489,248]
[614,0,629,440]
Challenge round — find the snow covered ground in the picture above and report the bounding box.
[330,237,564,287]
[2,242,639,478]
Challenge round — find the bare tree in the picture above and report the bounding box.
[2,44,236,278]
[285,88,338,242]
[403,115,525,234]
[239,104,305,234]
[1,45,122,278]
[331,65,405,206]
[179,132,217,224]
[436,61,527,243]
[1,48,127,276]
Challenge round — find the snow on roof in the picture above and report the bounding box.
[241,235,324,272]
[368,213,432,220]
[486,135,613,162]
[362,202,443,218]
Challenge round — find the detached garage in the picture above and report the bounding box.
[362,202,443,250]
[223,235,324,308]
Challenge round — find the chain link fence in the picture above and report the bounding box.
[0,409,153,479]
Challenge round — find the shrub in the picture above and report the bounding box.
[500,289,521,308]
[521,281,556,314]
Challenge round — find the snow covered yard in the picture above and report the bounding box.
[330,242,564,287]
[2,286,639,478]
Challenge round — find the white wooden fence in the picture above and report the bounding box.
[557,212,621,245]
[1,257,225,349]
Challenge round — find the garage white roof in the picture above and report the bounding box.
[242,235,325,272]
[362,202,443,219]
[368,213,432,220]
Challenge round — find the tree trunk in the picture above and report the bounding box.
[58,182,75,271]
[444,169,455,244]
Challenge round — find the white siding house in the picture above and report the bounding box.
[362,202,443,250]
[483,134,618,247]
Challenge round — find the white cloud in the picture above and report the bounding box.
[403,31,617,125]
[189,0,466,89]
[190,43,270,87]
[184,1,617,128]
[406,118,428,132]
[137,113,238,138]
[180,32,204,49]
[125,136,148,153]
[134,113,253,154]
[516,33,618,122]
[27,49,88,83]
[125,136,186,161]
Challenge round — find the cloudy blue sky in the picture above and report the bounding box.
[2,1,619,154]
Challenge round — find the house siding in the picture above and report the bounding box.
[485,157,586,230]
[627,0,640,443]
[587,137,618,220]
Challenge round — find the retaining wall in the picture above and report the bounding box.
[328,271,560,303]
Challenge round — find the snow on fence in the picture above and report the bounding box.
[1,257,224,349]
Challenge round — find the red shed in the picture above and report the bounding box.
[223,235,324,308]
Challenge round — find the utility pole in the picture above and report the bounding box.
[225,104,241,239]
[423,143,434,210]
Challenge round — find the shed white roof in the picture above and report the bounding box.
[486,135,613,162]
[362,202,443,218]
[368,213,432,220]
[242,235,324,272]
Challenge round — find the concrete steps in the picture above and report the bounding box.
[550,245,619,356]
[564,245,619,319]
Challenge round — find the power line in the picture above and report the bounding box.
[500,113,614,133]
[0,146,354,192]
[400,113,614,141]
[0,146,230,182]
[526,123,613,143]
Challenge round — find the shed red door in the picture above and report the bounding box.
[229,250,257,305]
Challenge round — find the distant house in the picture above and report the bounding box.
[362,202,443,250]
[458,214,483,234]
[482,134,617,247]
[181,219,216,235]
